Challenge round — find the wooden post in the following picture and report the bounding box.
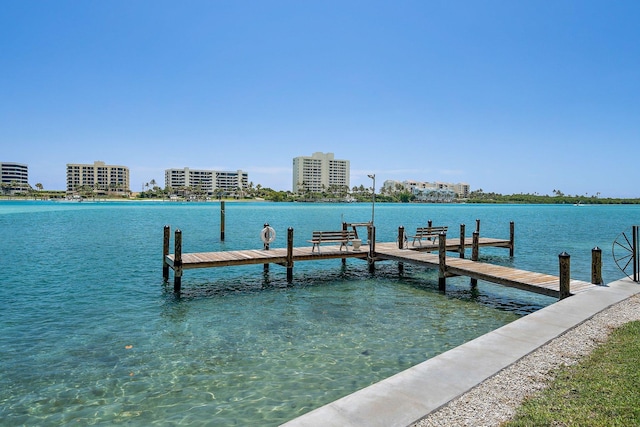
[472,231,480,261]
[470,230,479,287]
[509,221,515,257]
[559,252,571,299]
[220,201,225,241]
[368,225,376,272]
[263,223,270,273]
[286,227,294,283]
[342,222,348,266]
[438,231,447,292]
[591,246,603,285]
[428,219,433,228]
[174,229,183,293]
[163,225,170,280]
[398,226,405,274]
[459,223,466,258]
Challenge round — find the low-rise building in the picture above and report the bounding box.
[165,168,248,196]
[66,161,130,194]
[382,179,470,201]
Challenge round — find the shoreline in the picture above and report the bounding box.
[412,292,640,426]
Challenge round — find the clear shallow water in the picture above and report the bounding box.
[0,201,637,425]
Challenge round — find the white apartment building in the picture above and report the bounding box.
[165,168,248,195]
[66,161,130,194]
[0,162,29,194]
[382,179,470,200]
[292,152,350,193]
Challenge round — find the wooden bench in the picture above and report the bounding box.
[407,226,448,247]
[308,230,357,252]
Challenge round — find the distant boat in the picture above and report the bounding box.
[574,201,583,206]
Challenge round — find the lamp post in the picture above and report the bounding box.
[367,174,375,225]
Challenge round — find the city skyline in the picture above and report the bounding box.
[2,1,639,197]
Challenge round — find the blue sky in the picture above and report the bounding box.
[1,1,638,197]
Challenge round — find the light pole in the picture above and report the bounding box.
[368,174,375,225]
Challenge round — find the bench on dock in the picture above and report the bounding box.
[309,230,357,252]
[407,226,448,247]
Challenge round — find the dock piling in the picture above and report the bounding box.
[592,247,603,285]
[174,229,183,293]
[559,252,571,299]
[368,225,376,272]
[163,225,170,280]
[438,231,447,291]
[286,227,294,283]
[220,201,225,241]
[509,221,515,257]
[263,223,270,273]
[397,226,405,274]
[470,231,479,287]
[459,224,466,258]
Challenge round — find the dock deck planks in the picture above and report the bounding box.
[165,238,598,298]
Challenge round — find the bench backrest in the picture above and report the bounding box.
[415,226,448,235]
[312,230,357,240]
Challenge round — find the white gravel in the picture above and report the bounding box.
[412,294,640,427]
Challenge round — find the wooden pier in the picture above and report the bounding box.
[163,222,600,299]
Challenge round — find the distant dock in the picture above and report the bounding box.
[163,221,601,299]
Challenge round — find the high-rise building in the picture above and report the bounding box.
[292,152,350,193]
[0,162,29,194]
[165,168,248,195]
[66,161,130,194]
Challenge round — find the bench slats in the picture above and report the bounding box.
[308,230,357,252]
[407,226,448,247]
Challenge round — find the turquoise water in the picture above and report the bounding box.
[0,201,637,425]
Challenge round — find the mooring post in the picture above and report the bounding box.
[286,227,294,283]
[438,231,447,292]
[459,223,466,258]
[263,223,270,273]
[472,231,480,261]
[163,225,170,280]
[342,222,348,266]
[220,201,225,241]
[174,229,183,293]
[397,226,405,274]
[470,230,479,287]
[509,221,515,257]
[592,246,603,285]
[559,252,571,299]
[475,219,480,234]
[428,219,433,228]
[368,225,376,272]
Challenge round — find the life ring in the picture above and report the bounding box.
[261,226,276,244]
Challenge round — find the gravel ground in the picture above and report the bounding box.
[412,293,640,427]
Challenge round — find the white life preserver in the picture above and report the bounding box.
[261,226,276,244]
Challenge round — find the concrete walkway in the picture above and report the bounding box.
[281,278,640,427]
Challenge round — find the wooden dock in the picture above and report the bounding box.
[374,243,597,298]
[163,222,601,299]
